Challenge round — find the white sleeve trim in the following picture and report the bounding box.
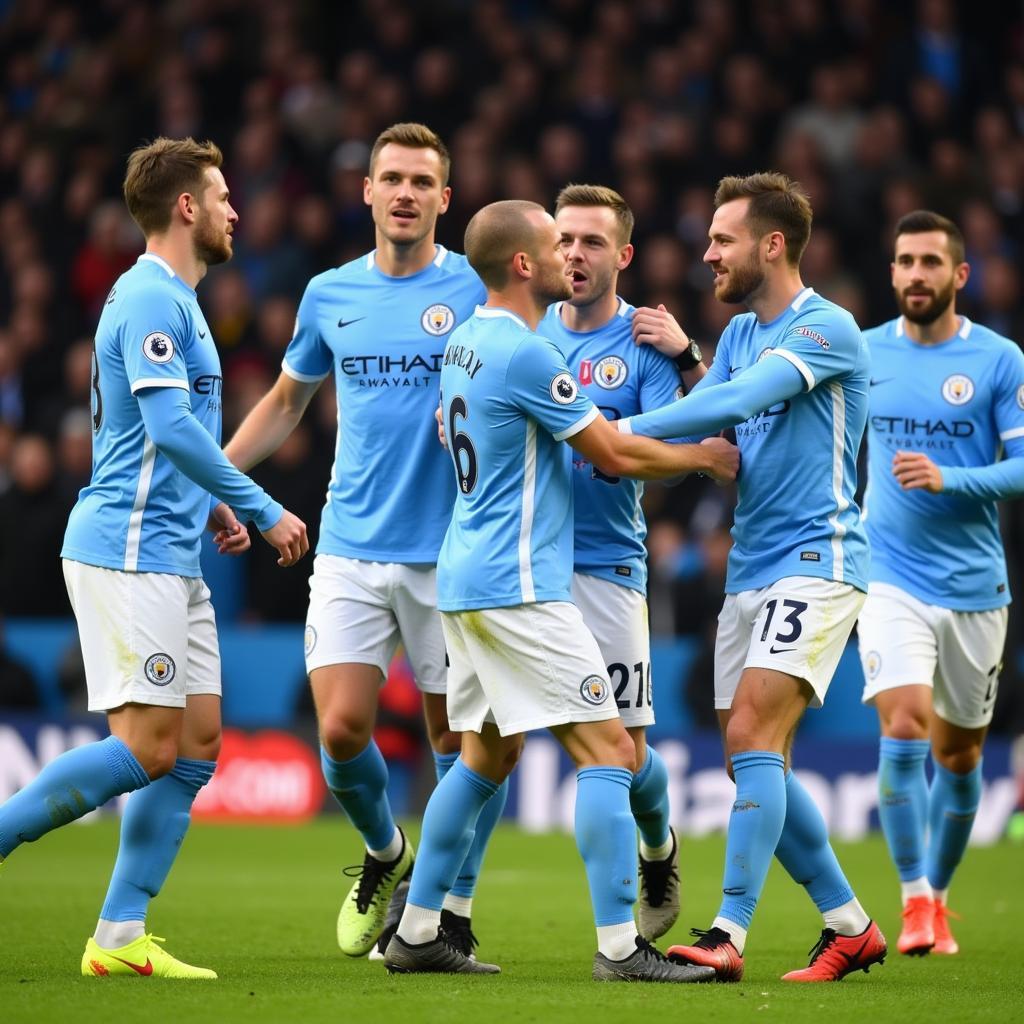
[771,348,816,390]
[130,377,189,393]
[553,404,600,441]
[281,358,330,384]
[618,417,634,434]
[1000,425,1024,441]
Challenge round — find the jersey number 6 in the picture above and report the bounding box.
[447,395,478,494]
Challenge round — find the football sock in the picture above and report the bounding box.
[823,897,871,936]
[406,759,498,916]
[712,916,747,955]
[717,751,786,932]
[0,736,149,857]
[596,921,640,961]
[775,769,856,916]
[900,876,932,903]
[630,746,672,851]
[640,834,674,862]
[93,919,145,949]
[98,758,216,930]
[575,765,637,949]
[442,893,473,917]
[926,759,982,892]
[320,742,396,853]
[877,737,930,881]
[434,750,508,901]
[933,886,949,906]
[396,902,442,946]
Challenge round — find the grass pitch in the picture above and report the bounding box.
[2,819,1018,1023]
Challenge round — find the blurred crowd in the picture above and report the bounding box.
[0,0,1022,730]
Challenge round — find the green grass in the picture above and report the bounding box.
[2,820,1018,1023]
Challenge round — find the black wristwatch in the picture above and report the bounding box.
[674,339,702,372]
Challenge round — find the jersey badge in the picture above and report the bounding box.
[793,326,830,350]
[144,653,176,686]
[595,355,627,389]
[864,650,881,680]
[142,332,175,364]
[579,675,609,705]
[941,374,974,406]
[421,304,456,336]
[550,372,578,404]
[579,359,593,385]
[304,625,317,657]
[1017,384,1024,410]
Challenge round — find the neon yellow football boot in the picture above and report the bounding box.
[337,827,415,956]
[81,934,217,979]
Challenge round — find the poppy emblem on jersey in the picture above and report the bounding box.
[579,675,609,705]
[595,356,627,389]
[579,359,593,385]
[941,374,974,406]
[421,304,456,336]
[144,653,176,686]
[865,651,881,680]
[550,372,578,404]
[304,625,317,656]
[142,331,175,364]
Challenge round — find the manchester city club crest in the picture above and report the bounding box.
[941,373,974,406]
[304,624,318,656]
[579,675,609,705]
[144,653,176,686]
[595,355,627,389]
[865,651,882,680]
[421,303,456,336]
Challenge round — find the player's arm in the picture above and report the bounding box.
[893,446,1024,498]
[567,415,738,484]
[223,370,321,472]
[137,386,308,565]
[620,354,805,440]
[632,303,707,389]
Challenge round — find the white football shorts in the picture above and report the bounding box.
[441,601,619,736]
[714,575,865,709]
[858,582,1007,729]
[304,554,446,693]
[62,559,221,712]
[572,573,654,728]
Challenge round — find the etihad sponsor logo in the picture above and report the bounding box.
[871,416,974,438]
[193,374,222,395]
[339,353,443,376]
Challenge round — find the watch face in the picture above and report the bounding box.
[690,340,702,363]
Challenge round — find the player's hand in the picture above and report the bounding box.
[435,403,448,449]
[207,502,251,556]
[698,436,740,486]
[261,509,309,566]
[632,303,690,357]
[892,450,943,493]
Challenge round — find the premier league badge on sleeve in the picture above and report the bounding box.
[143,331,175,363]
[550,372,578,404]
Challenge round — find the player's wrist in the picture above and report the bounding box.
[673,339,703,371]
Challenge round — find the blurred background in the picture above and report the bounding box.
[0,0,1022,834]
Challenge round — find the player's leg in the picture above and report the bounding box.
[403,565,508,950]
[923,605,1005,954]
[858,583,938,954]
[571,574,676,939]
[304,556,412,955]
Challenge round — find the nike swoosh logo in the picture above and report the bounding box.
[729,366,744,375]
[198,330,206,338]
[836,937,872,968]
[338,317,366,329]
[769,645,796,654]
[869,378,893,387]
[112,955,153,976]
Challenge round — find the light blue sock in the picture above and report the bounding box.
[575,766,636,926]
[718,751,786,930]
[408,759,499,911]
[926,759,982,891]
[877,737,931,880]
[99,758,216,922]
[775,770,854,911]
[434,751,507,900]
[0,736,149,858]
[320,742,395,852]
[630,746,671,849]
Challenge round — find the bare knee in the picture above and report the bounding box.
[933,741,983,775]
[319,710,374,761]
[608,729,637,773]
[129,737,179,780]
[186,726,221,763]
[724,706,763,757]
[882,708,929,741]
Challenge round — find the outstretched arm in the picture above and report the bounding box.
[894,447,1024,501]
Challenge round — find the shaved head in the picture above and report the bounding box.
[464,200,547,288]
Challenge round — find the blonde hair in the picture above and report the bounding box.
[123,137,223,236]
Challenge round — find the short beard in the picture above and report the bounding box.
[193,207,232,266]
[716,250,765,304]
[896,278,955,325]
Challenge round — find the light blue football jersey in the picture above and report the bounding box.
[437,306,599,611]
[62,254,227,576]
[629,287,870,593]
[539,298,682,594]
[283,246,486,563]
[863,316,1024,610]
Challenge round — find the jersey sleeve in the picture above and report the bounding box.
[120,286,191,393]
[506,333,598,441]
[994,342,1024,450]
[769,307,861,391]
[282,279,332,382]
[636,343,684,413]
